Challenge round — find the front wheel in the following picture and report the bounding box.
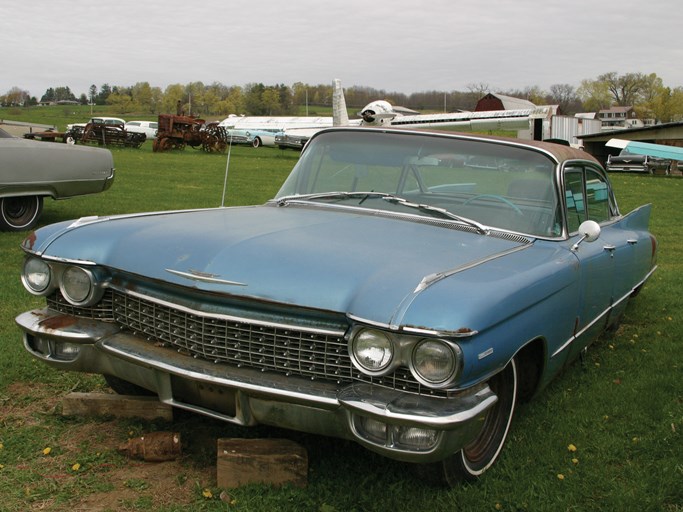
[251,137,261,148]
[441,358,517,483]
[0,196,44,231]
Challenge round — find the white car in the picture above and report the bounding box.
[66,117,126,131]
[224,128,276,148]
[125,121,158,140]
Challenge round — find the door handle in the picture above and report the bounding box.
[627,239,638,245]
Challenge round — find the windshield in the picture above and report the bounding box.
[276,130,561,237]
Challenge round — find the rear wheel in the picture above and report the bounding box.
[441,359,517,484]
[0,196,43,231]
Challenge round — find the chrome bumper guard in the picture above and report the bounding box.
[16,309,497,462]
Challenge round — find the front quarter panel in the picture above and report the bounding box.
[400,241,579,387]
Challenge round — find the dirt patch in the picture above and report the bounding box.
[71,460,213,512]
[2,382,215,511]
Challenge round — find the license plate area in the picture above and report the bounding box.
[169,375,237,418]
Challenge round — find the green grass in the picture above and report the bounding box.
[0,105,189,132]
[0,135,681,511]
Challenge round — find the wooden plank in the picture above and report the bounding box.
[217,438,308,488]
[61,392,173,421]
[118,432,182,461]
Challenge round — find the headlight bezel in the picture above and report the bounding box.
[410,338,462,387]
[348,326,462,388]
[21,257,55,295]
[349,328,396,375]
[21,255,106,307]
[59,265,104,307]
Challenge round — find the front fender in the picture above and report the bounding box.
[400,243,579,387]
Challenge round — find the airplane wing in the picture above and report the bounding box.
[606,138,683,161]
[247,79,552,150]
[385,108,550,131]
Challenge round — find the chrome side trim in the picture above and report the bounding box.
[41,254,98,266]
[414,243,533,293]
[346,313,478,338]
[551,265,657,358]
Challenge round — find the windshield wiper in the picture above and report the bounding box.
[277,191,489,235]
[276,191,398,206]
[381,196,490,235]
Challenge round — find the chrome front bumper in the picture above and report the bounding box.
[16,308,497,463]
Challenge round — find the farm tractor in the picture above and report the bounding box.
[153,114,228,153]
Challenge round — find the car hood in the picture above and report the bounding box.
[29,205,541,329]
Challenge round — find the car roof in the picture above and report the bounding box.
[311,127,600,166]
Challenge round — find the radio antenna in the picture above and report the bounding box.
[221,131,233,207]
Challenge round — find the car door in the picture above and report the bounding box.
[563,165,619,361]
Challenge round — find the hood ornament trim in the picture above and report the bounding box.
[165,268,247,287]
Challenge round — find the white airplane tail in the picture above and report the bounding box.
[332,79,350,126]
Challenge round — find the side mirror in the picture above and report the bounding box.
[571,220,601,251]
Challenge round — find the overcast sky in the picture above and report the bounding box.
[3,0,683,99]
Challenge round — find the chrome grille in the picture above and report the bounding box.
[47,289,443,396]
[111,291,352,382]
[47,292,115,321]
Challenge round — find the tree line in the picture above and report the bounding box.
[3,72,683,122]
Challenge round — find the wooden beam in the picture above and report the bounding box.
[217,438,308,488]
[61,392,173,421]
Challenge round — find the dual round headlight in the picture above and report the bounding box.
[23,257,52,294]
[350,328,460,387]
[411,339,458,385]
[21,257,102,306]
[351,329,394,373]
[61,266,95,304]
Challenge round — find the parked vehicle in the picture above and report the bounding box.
[0,128,114,231]
[125,121,158,140]
[15,127,656,483]
[152,115,227,153]
[65,117,146,148]
[275,128,315,150]
[66,117,126,134]
[606,148,671,174]
[223,128,277,148]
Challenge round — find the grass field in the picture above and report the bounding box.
[0,125,681,511]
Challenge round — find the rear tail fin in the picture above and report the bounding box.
[608,138,683,161]
[332,79,349,126]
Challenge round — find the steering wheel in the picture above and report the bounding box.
[463,194,523,215]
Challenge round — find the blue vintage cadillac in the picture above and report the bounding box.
[16,127,656,483]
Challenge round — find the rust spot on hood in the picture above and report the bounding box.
[23,232,37,251]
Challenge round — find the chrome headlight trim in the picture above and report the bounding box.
[59,265,104,307]
[21,257,54,296]
[349,328,396,375]
[410,338,462,388]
